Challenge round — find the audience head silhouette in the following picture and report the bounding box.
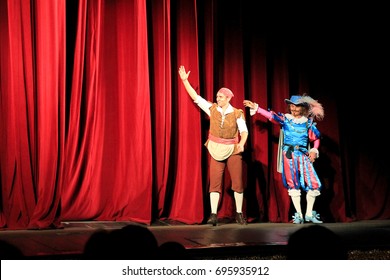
[83,224,159,259]
[83,229,111,258]
[0,239,24,259]
[287,225,347,260]
[158,241,189,259]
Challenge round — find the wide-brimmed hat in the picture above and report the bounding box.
[285,94,325,121]
[285,95,307,106]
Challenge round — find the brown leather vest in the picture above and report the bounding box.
[208,103,245,139]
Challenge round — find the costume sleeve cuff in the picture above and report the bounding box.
[250,103,259,116]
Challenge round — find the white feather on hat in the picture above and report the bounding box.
[300,95,324,121]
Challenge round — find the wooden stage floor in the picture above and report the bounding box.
[1,219,390,259]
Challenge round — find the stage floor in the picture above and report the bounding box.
[1,219,390,259]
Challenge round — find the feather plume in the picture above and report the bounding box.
[300,96,324,121]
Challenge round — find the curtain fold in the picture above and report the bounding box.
[148,0,174,219]
[27,0,66,229]
[168,0,204,223]
[0,0,388,230]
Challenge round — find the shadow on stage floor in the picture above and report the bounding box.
[1,219,390,259]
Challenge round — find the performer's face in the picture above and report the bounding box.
[216,93,229,108]
[289,104,304,117]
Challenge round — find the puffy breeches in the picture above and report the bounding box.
[209,154,244,193]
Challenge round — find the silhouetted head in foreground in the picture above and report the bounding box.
[0,239,24,259]
[287,225,348,260]
[83,224,159,260]
[158,241,189,260]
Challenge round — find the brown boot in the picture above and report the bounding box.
[235,212,247,225]
[207,213,217,226]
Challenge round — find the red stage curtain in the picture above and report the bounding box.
[0,0,388,229]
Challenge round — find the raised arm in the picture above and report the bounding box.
[178,65,198,101]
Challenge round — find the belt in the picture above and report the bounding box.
[284,144,307,159]
[208,133,238,145]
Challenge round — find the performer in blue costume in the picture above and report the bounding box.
[243,95,325,223]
